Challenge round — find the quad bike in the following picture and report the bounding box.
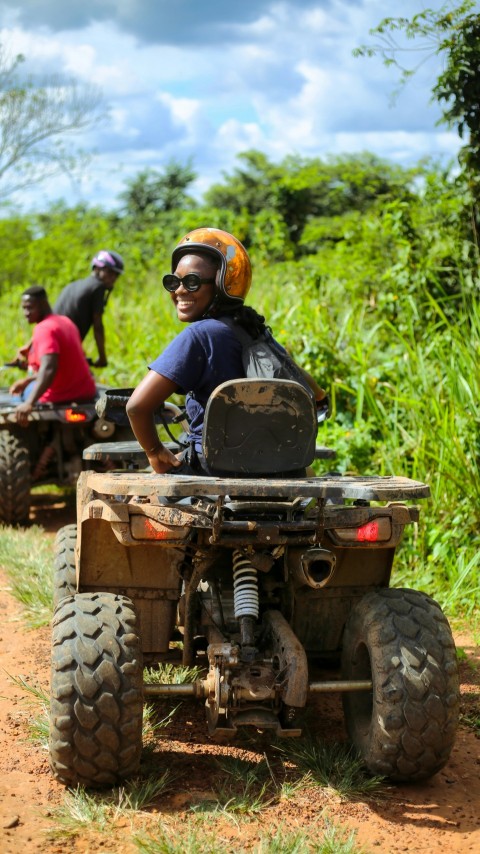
[0,376,185,526]
[49,378,459,789]
[0,374,137,525]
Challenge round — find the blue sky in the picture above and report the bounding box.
[0,0,466,212]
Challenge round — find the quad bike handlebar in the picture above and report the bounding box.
[95,387,189,433]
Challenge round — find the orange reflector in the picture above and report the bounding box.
[131,515,190,541]
[65,409,88,422]
[332,517,391,543]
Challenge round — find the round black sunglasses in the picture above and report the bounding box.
[162,273,216,293]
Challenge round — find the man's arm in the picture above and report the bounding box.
[15,353,58,426]
[12,339,33,367]
[92,313,107,367]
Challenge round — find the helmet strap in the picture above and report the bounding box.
[202,291,221,319]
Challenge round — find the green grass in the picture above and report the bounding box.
[144,662,204,685]
[133,816,366,854]
[48,788,113,837]
[6,674,49,748]
[142,703,178,740]
[134,821,225,854]
[48,775,173,840]
[277,739,385,800]
[0,524,53,627]
[254,820,366,854]
[192,757,275,818]
[460,712,480,736]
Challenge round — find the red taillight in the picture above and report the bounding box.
[330,516,392,543]
[357,521,380,542]
[65,409,88,422]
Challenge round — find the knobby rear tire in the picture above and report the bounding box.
[53,524,77,608]
[0,430,30,525]
[341,587,459,782]
[49,591,144,788]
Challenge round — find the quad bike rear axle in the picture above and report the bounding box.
[143,678,373,698]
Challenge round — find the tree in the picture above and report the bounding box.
[0,45,103,200]
[204,150,282,216]
[203,149,417,253]
[354,1,480,173]
[118,160,197,221]
[433,4,480,173]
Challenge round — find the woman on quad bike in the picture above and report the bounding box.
[127,227,324,475]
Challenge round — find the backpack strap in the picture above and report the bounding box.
[219,316,315,401]
[219,315,252,345]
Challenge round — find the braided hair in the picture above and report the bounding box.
[230,305,269,338]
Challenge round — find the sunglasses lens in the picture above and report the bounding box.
[182,274,202,292]
[162,275,178,292]
[162,273,211,292]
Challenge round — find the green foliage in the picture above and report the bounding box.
[0,215,33,293]
[432,3,480,140]
[204,150,281,217]
[118,161,197,223]
[204,149,418,253]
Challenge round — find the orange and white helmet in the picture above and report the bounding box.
[171,227,252,307]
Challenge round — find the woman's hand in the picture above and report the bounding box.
[146,444,182,474]
[126,370,181,471]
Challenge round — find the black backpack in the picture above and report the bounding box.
[221,317,315,400]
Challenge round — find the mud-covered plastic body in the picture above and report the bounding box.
[48,379,459,788]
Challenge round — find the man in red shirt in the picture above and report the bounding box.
[9,286,96,426]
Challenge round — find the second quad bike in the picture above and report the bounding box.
[0,373,185,526]
[0,383,137,526]
[48,378,459,789]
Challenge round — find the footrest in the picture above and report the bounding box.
[315,446,336,459]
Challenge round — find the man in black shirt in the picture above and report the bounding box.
[53,250,124,367]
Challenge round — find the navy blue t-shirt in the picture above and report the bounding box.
[149,317,244,451]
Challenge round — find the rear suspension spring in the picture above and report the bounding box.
[232,550,259,619]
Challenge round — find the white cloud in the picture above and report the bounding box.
[109,107,140,139]
[215,118,267,154]
[158,93,202,128]
[0,0,465,213]
[333,130,461,163]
